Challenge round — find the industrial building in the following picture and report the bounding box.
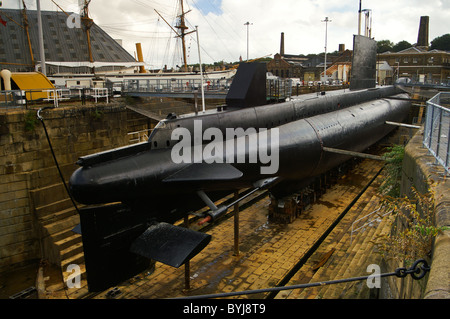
[267,32,351,83]
[268,16,449,86]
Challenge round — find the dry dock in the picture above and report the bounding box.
[45,156,391,299]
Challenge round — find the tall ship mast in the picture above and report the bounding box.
[155,0,195,72]
[80,0,94,64]
[176,0,189,72]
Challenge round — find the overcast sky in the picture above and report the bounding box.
[2,0,449,70]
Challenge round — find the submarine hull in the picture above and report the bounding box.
[69,93,410,205]
[68,87,411,292]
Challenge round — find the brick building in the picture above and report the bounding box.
[267,53,304,78]
[379,47,450,84]
[267,32,346,82]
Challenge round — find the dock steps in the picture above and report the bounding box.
[29,174,89,297]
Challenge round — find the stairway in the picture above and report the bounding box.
[29,166,88,297]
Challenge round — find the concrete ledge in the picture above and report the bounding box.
[403,128,450,299]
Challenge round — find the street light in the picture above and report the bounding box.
[244,21,252,61]
[322,17,331,83]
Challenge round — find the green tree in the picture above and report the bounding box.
[377,40,394,53]
[430,34,450,51]
[393,40,411,52]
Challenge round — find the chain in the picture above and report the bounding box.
[175,259,431,299]
[393,259,431,280]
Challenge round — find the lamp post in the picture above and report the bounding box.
[244,21,252,61]
[322,17,331,83]
[195,26,205,113]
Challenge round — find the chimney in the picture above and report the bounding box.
[280,32,285,56]
[417,16,429,48]
[339,44,345,53]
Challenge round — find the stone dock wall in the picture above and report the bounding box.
[0,103,153,274]
[386,128,449,299]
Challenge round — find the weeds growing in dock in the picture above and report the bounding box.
[379,145,404,198]
[376,145,448,265]
[376,186,447,266]
[25,110,38,132]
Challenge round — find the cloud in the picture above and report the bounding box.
[2,0,449,69]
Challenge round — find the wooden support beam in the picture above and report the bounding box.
[385,121,421,129]
[233,191,240,256]
[385,96,424,102]
[323,147,384,161]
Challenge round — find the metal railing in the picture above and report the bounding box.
[0,87,111,109]
[122,78,232,95]
[0,90,27,109]
[423,92,450,174]
[267,78,292,102]
[123,77,293,101]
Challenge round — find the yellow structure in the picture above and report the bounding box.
[9,72,55,100]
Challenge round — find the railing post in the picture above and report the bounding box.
[436,107,443,160]
[429,101,435,150]
[447,121,450,173]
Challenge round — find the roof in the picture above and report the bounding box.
[0,9,137,72]
[376,61,393,71]
[10,72,55,100]
[380,46,449,55]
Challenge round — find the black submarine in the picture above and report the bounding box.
[69,37,412,291]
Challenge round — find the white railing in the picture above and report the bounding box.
[92,88,109,104]
[128,128,153,144]
[0,87,112,109]
[43,89,71,107]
